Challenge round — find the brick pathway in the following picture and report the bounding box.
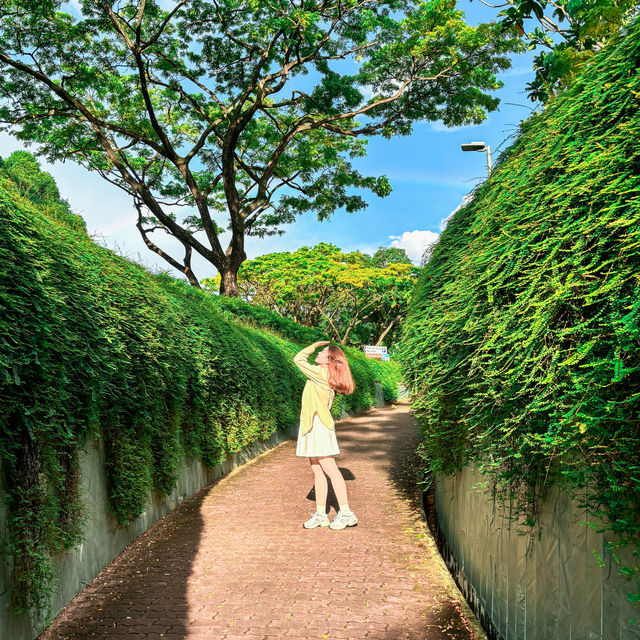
[39,403,480,640]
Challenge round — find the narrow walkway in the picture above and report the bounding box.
[40,403,479,640]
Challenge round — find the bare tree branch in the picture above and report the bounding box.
[135,199,200,287]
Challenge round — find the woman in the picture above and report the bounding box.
[293,340,357,530]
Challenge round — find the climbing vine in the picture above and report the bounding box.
[400,18,640,606]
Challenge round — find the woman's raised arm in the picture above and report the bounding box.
[293,342,329,382]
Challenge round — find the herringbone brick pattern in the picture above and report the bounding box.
[38,403,477,640]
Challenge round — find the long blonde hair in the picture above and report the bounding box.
[327,346,355,395]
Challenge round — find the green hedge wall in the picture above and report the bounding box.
[208,295,401,405]
[399,20,640,596]
[0,156,399,617]
[210,294,329,344]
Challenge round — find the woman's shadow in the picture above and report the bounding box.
[305,467,355,514]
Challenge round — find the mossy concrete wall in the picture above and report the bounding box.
[1,384,385,640]
[435,465,638,640]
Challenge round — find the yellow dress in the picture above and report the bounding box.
[296,414,340,457]
[293,346,340,457]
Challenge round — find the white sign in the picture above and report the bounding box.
[363,345,388,359]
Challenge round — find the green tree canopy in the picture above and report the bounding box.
[3,151,60,204]
[371,246,412,267]
[487,0,638,102]
[1,151,88,234]
[0,0,521,294]
[203,242,420,346]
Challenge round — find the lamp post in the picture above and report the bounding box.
[461,141,492,176]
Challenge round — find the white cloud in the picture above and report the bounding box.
[388,229,440,265]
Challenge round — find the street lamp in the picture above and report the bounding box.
[461,141,492,176]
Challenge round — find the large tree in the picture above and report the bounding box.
[204,243,420,346]
[0,0,521,294]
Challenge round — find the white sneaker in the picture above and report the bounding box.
[303,512,330,529]
[329,510,358,530]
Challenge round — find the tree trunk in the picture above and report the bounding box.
[185,270,201,288]
[341,320,358,345]
[219,268,240,297]
[376,315,400,346]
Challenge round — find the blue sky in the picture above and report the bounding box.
[0,1,540,277]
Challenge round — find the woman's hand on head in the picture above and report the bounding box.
[311,340,330,348]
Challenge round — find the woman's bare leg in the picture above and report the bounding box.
[309,457,328,513]
[318,456,350,511]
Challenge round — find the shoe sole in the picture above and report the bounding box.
[329,520,358,530]
[302,522,330,529]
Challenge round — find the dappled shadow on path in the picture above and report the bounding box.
[39,485,207,640]
[337,403,425,511]
[301,403,424,516]
[384,598,475,640]
[305,466,356,514]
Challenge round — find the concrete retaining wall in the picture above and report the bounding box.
[434,465,639,640]
[1,384,385,640]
